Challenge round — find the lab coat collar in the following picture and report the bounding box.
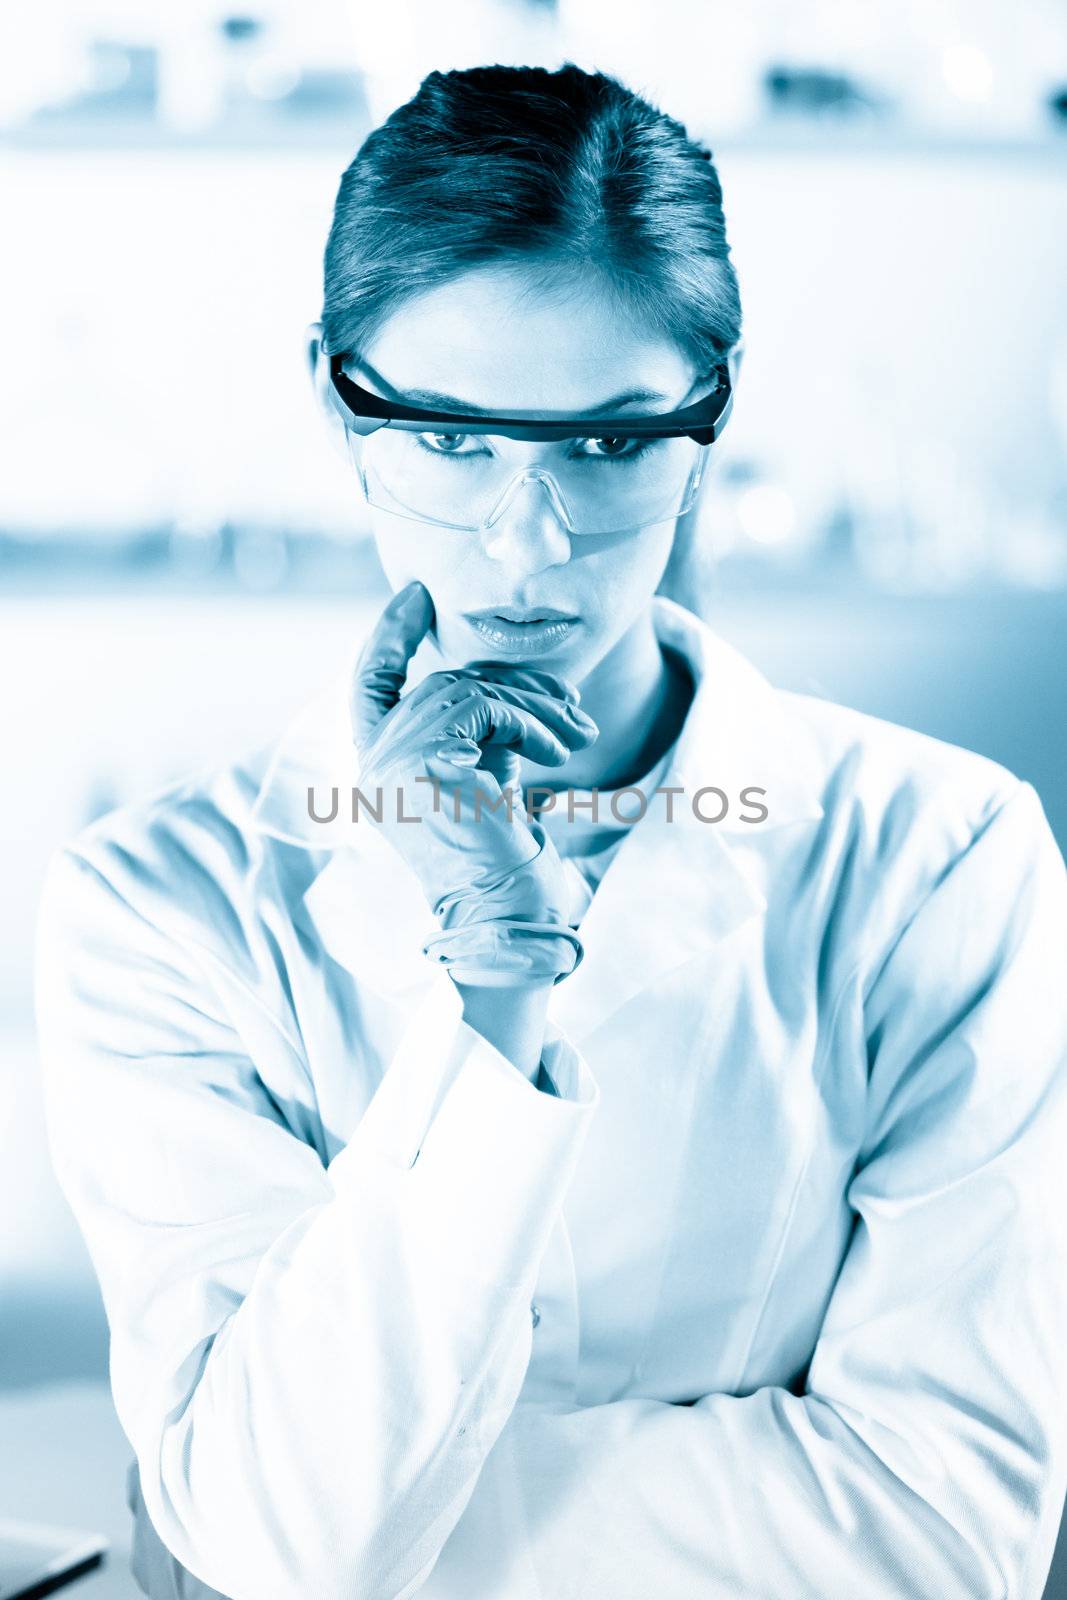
[249,595,826,1041]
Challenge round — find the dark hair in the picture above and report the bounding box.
[322,62,742,373]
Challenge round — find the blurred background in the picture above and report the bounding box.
[2,0,1066,1592]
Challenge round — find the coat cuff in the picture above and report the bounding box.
[327,972,599,1289]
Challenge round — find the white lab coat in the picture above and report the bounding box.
[33,594,1067,1600]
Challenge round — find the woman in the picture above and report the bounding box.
[35,64,1067,1600]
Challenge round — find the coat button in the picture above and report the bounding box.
[531,1303,541,1328]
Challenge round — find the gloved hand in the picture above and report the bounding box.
[350,580,599,988]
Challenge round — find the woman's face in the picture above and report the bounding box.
[349,263,704,686]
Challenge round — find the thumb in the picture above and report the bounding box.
[350,581,435,744]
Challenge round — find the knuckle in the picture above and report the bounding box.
[357,650,399,680]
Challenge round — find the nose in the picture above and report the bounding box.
[479,473,573,574]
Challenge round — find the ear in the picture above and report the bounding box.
[726,340,744,394]
[305,320,349,457]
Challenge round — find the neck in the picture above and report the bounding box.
[519,604,692,793]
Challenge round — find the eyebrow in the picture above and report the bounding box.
[399,384,675,416]
[346,358,683,417]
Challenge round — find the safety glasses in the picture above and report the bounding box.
[327,353,733,538]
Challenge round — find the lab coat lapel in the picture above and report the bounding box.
[545,598,826,1041]
[543,799,769,1043]
[300,831,440,1004]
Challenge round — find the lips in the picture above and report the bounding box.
[463,611,580,656]
[465,607,577,624]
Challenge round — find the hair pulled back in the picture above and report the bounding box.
[322,63,742,373]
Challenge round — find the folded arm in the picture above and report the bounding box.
[493,780,1067,1600]
[33,841,598,1600]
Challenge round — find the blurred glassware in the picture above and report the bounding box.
[269,67,367,121]
[763,64,890,122]
[219,12,269,119]
[699,455,830,582]
[216,10,369,131]
[22,37,158,128]
[169,515,226,580]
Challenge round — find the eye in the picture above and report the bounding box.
[573,436,648,461]
[416,432,483,456]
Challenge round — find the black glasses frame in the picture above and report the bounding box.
[328,354,733,446]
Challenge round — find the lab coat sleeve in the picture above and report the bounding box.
[493,777,1067,1600]
[32,840,599,1600]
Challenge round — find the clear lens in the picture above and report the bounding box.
[352,429,705,536]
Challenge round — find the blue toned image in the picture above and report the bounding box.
[4,6,1067,1598]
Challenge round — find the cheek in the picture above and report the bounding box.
[370,522,455,597]
[590,523,676,604]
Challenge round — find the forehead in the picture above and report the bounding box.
[358,263,699,412]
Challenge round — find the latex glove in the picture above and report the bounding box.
[350,580,599,987]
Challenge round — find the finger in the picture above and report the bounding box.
[432,742,524,813]
[395,676,598,764]
[369,684,568,769]
[410,667,597,743]
[366,667,598,763]
[394,663,581,722]
[357,670,477,768]
[473,678,599,750]
[350,582,435,744]
[431,688,577,767]
[458,661,583,705]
